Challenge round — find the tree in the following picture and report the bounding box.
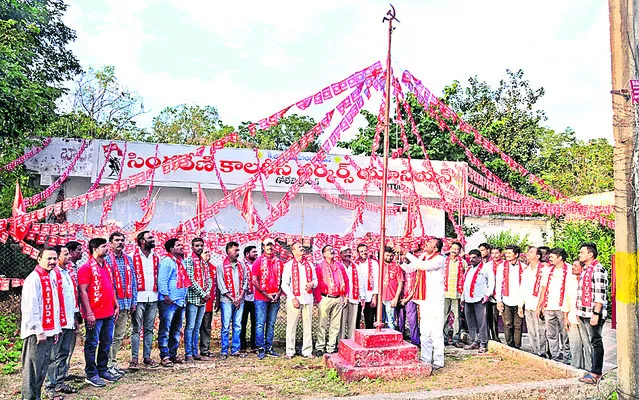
[132,104,233,145]
[238,114,319,152]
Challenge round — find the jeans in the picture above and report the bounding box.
[464,301,488,347]
[158,302,185,360]
[85,316,114,378]
[382,301,397,330]
[396,300,420,345]
[22,334,54,400]
[240,300,256,350]
[131,301,158,360]
[200,311,213,355]
[185,303,206,357]
[578,316,605,375]
[501,304,522,348]
[45,328,76,390]
[254,299,280,351]
[220,301,245,355]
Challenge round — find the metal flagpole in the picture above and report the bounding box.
[375,4,399,331]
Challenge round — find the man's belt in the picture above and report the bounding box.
[321,293,340,299]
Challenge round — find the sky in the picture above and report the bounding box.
[63,0,614,143]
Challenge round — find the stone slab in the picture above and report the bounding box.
[354,328,404,348]
[339,339,419,367]
[325,354,432,382]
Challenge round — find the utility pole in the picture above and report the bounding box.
[608,0,639,399]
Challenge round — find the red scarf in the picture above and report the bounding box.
[192,253,205,288]
[531,263,545,297]
[502,260,523,297]
[292,257,313,297]
[244,260,254,295]
[348,262,359,300]
[445,255,465,295]
[52,267,69,327]
[580,259,599,307]
[133,249,159,292]
[36,266,64,331]
[260,255,283,293]
[464,262,484,298]
[413,252,440,301]
[223,257,243,298]
[365,258,374,291]
[88,257,105,305]
[167,254,191,289]
[63,262,78,310]
[108,252,132,299]
[543,262,569,307]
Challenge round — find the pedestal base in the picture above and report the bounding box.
[323,328,432,382]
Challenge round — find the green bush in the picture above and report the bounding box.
[0,295,23,375]
[484,230,532,251]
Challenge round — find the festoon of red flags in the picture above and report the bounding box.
[10,181,29,241]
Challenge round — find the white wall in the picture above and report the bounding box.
[464,216,552,250]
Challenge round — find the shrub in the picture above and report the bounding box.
[484,230,532,251]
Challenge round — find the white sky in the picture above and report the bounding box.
[64,0,614,143]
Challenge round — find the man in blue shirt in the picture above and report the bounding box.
[158,238,189,367]
[106,232,137,378]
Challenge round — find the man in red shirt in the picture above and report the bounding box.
[78,238,120,387]
[381,247,404,331]
[251,238,284,360]
[314,245,349,357]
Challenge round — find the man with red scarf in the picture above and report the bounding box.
[106,232,137,379]
[355,243,379,329]
[130,231,160,369]
[338,245,365,341]
[21,247,62,399]
[443,241,466,346]
[251,238,284,360]
[537,247,571,363]
[217,241,248,359]
[575,242,608,385]
[457,249,494,353]
[496,245,525,349]
[406,238,445,369]
[240,245,258,353]
[380,247,404,331]
[518,247,548,357]
[314,245,349,357]
[281,242,317,358]
[157,238,190,367]
[78,238,120,387]
[184,238,213,364]
[199,248,218,357]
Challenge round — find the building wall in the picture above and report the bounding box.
[464,216,552,250]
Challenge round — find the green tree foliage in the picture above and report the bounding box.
[238,114,319,152]
[135,104,233,145]
[484,229,532,250]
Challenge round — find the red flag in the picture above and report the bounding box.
[403,202,414,237]
[11,181,29,241]
[241,188,256,232]
[196,183,208,232]
[134,198,156,232]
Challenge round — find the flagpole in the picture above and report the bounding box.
[376,4,399,331]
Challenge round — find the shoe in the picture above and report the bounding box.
[143,358,160,368]
[265,349,280,358]
[108,367,124,378]
[478,347,488,354]
[231,352,247,358]
[315,350,324,357]
[464,343,480,350]
[303,354,316,359]
[433,364,444,370]
[185,356,195,365]
[219,353,228,360]
[129,359,140,371]
[257,349,265,360]
[99,371,120,382]
[85,375,107,387]
[285,355,294,360]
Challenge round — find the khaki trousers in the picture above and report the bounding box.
[286,300,314,357]
[339,302,359,340]
[316,296,343,353]
[108,310,129,368]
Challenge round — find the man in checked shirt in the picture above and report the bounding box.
[575,242,609,385]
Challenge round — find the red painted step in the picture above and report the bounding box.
[339,339,419,367]
[354,328,404,348]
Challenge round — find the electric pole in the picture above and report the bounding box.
[608,0,639,399]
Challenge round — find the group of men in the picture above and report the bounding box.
[20,233,608,400]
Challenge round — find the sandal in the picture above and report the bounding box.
[578,373,600,385]
[161,358,174,368]
[55,383,77,394]
[169,356,184,364]
[47,392,64,400]
[144,358,160,368]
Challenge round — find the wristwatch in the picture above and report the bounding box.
[593,310,601,316]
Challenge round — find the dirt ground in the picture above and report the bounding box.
[0,342,571,400]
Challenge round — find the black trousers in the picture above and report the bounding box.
[501,304,523,348]
[486,302,501,342]
[240,300,256,350]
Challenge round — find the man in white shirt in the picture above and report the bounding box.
[496,245,525,349]
[130,231,160,369]
[45,245,79,397]
[518,247,547,357]
[281,242,318,359]
[481,244,502,343]
[537,248,571,363]
[21,246,61,400]
[339,245,365,340]
[458,249,495,352]
[355,244,378,329]
[563,260,591,371]
[406,238,445,369]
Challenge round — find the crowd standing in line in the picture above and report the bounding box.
[19,233,610,399]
